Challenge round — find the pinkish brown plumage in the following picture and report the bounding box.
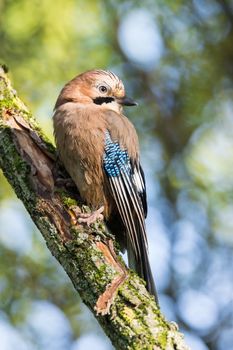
[53,69,158,302]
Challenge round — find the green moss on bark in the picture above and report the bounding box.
[0,126,36,208]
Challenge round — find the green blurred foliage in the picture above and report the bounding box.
[0,0,233,349]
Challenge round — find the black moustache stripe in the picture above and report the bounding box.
[93,97,115,105]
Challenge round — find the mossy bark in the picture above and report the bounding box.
[0,66,189,350]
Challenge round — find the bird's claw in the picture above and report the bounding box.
[77,206,104,226]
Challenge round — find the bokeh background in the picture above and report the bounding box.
[0,0,233,349]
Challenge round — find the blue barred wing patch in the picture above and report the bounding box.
[103,129,148,259]
[103,131,131,177]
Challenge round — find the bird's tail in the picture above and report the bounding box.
[127,234,159,305]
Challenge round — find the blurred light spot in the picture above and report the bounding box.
[167,155,190,189]
[193,0,221,19]
[0,201,32,254]
[217,328,233,350]
[25,301,72,350]
[178,290,218,333]
[0,319,31,350]
[187,98,233,192]
[173,220,205,276]
[213,205,233,245]
[173,27,203,53]
[153,65,181,93]
[72,334,113,350]
[183,331,209,350]
[177,191,208,234]
[118,9,163,70]
[147,208,171,291]
[159,294,176,322]
[205,250,233,307]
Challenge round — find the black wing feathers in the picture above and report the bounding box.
[103,131,158,301]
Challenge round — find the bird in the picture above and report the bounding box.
[53,69,158,302]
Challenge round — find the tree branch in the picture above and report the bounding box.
[0,66,189,350]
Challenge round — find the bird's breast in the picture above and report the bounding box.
[53,105,109,209]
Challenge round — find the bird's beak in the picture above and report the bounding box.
[117,96,138,106]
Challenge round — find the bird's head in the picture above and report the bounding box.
[54,69,137,113]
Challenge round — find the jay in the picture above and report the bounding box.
[53,70,158,302]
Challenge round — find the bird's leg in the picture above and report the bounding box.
[77,206,104,226]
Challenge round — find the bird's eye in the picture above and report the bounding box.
[99,85,108,94]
